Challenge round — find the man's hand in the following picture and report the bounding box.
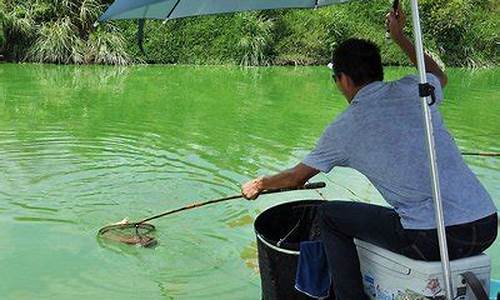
[386,5,448,87]
[241,177,264,200]
[386,7,406,42]
[241,163,319,201]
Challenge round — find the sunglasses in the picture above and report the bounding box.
[331,72,342,83]
[327,62,342,83]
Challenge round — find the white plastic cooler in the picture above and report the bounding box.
[355,239,491,299]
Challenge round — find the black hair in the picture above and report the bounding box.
[331,38,384,86]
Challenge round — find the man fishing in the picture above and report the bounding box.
[241,6,497,299]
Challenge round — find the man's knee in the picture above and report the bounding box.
[319,201,352,231]
[320,200,357,220]
[319,200,368,239]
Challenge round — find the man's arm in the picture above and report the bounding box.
[241,163,320,200]
[387,8,448,88]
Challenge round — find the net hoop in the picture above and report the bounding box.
[98,222,156,235]
[97,223,157,248]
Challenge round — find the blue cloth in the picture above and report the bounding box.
[295,241,331,299]
[490,279,500,298]
[302,73,497,229]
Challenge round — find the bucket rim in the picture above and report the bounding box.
[254,199,326,255]
[256,233,300,255]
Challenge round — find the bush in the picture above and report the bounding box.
[1,0,130,64]
[419,0,498,68]
[0,0,498,67]
[117,0,497,67]
[272,9,342,65]
[236,12,274,66]
[0,2,4,51]
[119,15,242,65]
[0,16,4,53]
[85,25,130,65]
[1,1,37,60]
[27,17,85,64]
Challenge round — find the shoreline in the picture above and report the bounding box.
[0,60,497,70]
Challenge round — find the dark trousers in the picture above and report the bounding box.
[319,201,498,300]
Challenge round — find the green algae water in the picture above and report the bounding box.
[0,64,498,299]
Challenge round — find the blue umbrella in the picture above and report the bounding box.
[96,0,457,298]
[98,0,348,22]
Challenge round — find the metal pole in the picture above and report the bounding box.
[409,0,453,299]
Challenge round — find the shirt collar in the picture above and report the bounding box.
[351,81,385,104]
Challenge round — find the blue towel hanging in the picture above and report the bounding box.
[295,241,331,299]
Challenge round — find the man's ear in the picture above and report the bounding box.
[338,73,358,102]
[339,73,355,91]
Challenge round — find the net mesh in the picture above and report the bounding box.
[98,223,157,248]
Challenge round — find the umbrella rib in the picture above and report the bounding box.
[165,0,181,20]
[143,4,149,18]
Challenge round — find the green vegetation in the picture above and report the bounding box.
[419,0,499,68]
[0,0,498,67]
[0,24,4,55]
[0,1,5,54]
[237,13,274,66]
[1,0,129,64]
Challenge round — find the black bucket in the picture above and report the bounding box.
[254,200,334,300]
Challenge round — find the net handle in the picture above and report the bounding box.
[461,151,500,157]
[137,182,326,224]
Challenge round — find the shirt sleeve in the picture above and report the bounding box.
[302,122,348,173]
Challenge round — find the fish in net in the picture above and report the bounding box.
[98,219,157,248]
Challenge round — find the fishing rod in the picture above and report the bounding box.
[97,182,326,247]
[461,152,500,157]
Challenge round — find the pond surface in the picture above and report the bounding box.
[0,64,498,299]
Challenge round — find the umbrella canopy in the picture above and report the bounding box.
[98,0,350,22]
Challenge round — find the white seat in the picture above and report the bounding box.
[354,239,491,299]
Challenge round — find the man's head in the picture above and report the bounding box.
[330,38,383,102]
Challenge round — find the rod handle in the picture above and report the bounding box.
[261,182,326,195]
[461,151,500,157]
[303,182,326,189]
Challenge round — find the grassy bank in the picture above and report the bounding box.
[1,0,498,67]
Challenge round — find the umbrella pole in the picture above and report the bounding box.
[409,0,453,298]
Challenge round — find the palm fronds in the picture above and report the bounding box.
[2,0,130,65]
[79,0,103,31]
[236,13,274,67]
[1,2,37,60]
[85,25,130,65]
[28,17,85,64]
[0,6,5,51]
